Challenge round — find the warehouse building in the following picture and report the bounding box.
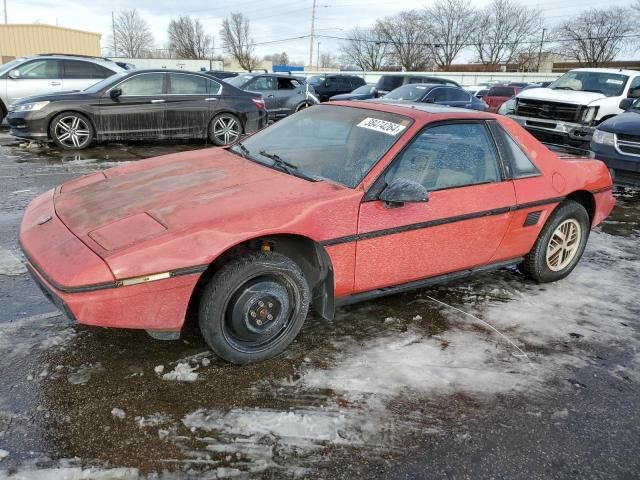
[0,24,101,64]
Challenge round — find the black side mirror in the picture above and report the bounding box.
[423,97,435,103]
[379,178,429,208]
[110,88,122,99]
[619,98,634,110]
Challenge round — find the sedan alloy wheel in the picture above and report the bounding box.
[211,114,241,146]
[53,115,92,149]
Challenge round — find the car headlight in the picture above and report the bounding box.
[581,106,599,125]
[592,129,615,146]
[12,101,50,112]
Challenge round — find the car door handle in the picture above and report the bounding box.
[49,81,61,86]
[205,97,218,101]
[150,99,165,104]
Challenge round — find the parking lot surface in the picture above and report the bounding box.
[0,131,639,479]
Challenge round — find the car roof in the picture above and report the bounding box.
[329,100,496,120]
[17,54,124,70]
[569,68,639,75]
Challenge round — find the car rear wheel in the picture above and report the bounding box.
[49,112,94,150]
[209,113,242,146]
[518,200,590,283]
[295,102,313,112]
[198,252,310,364]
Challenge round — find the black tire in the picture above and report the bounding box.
[518,200,590,283]
[198,252,310,364]
[295,101,314,112]
[49,111,94,150]
[209,113,242,146]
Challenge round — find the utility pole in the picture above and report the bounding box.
[111,11,117,57]
[536,28,546,73]
[4,0,7,24]
[308,0,316,69]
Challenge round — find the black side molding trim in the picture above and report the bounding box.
[336,257,524,307]
[322,197,565,247]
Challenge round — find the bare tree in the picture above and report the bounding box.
[376,10,434,71]
[167,16,212,59]
[555,7,637,66]
[319,52,337,68]
[264,52,290,65]
[108,9,154,57]
[339,27,390,71]
[472,0,542,66]
[423,0,479,70]
[220,13,258,71]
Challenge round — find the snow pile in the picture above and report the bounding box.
[135,413,171,429]
[111,408,126,420]
[2,466,139,479]
[0,312,73,358]
[161,363,198,382]
[67,364,104,385]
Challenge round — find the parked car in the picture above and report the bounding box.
[590,97,640,185]
[307,74,366,102]
[207,70,238,80]
[225,73,318,120]
[381,84,487,111]
[329,84,375,101]
[507,82,530,89]
[498,85,544,115]
[20,101,614,363]
[510,68,640,145]
[373,74,460,97]
[7,69,267,150]
[484,85,522,113]
[0,54,127,122]
[465,86,489,99]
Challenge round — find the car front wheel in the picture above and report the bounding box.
[198,252,310,364]
[519,200,590,283]
[49,112,94,150]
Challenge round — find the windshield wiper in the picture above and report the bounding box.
[553,87,576,91]
[258,150,321,182]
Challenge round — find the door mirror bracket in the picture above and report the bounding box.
[379,178,429,208]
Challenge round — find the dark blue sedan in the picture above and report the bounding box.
[381,84,488,111]
[329,84,376,101]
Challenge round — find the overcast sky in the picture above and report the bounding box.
[7,0,635,64]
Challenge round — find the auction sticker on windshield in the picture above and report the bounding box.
[357,117,407,136]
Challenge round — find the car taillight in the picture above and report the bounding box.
[252,98,265,110]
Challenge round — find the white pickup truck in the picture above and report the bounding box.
[509,68,640,144]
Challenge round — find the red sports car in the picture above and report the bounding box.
[20,102,615,363]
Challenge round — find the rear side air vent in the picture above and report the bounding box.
[524,211,542,227]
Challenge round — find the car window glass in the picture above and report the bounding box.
[628,76,640,98]
[14,59,61,79]
[247,76,275,91]
[430,88,448,102]
[488,86,514,97]
[277,77,299,90]
[169,74,208,94]
[378,76,403,91]
[488,123,539,178]
[63,60,112,79]
[447,88,470,102]
[385,123,500,191]
[337,77,350,90]
[118,73,164,96]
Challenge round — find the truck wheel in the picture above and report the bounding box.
[199,252,310,364]
[518,200,590,283]
[49,112,94,150]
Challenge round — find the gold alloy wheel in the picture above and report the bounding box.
[546,219,581,272]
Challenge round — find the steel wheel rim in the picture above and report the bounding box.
[55,115,90,148]
[221,273,299,354]
[212,116,240,145]
[546,219,581,271]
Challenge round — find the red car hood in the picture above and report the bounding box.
[54,148,349,256]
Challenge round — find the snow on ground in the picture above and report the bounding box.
[0,247,26,276]
[0,312,73,358]
[161,363,198,382]
[2,466,140,479]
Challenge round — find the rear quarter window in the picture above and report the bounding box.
[488,87,515,97]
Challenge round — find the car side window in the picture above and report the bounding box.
[384,123,501,191]
[429,88,448,102]
[337,77,350,90]
[168,74,208,95]
[487,121,540,178]
[247,76,275,91]
[13,59,62,79]
[277,77,299,90]
[118,73,164,96]
[628,76,640,98]
[63,60,112,79]
[447,88,471,102]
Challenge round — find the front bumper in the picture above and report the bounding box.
[20,190,201,332]
[6,110,50,141]
[510,114,595,142]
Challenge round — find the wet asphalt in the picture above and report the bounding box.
[0,131,638,479]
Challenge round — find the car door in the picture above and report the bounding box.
[96,72,167,140]
[245,76,278,114]
[354,121,516,293]
[165,73,222,138]
[275,77,305,115]
[4,59,64,105]
[443,87,474,109]
[62,60,115,92]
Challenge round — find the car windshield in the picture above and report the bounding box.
[0,58,25,75]
[550,71,628,97]
[383,84,430,100]
[83,72,126,92]
[231,105,412,188]
[351,84,374,95]
[307,75,325,85]
[225,75,255,87]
